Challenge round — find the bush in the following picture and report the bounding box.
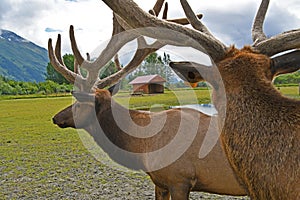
[0,76,72,96]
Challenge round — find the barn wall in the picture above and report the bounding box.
[149,83,164,93]
[132,82,165,94]
[132,84,149,94]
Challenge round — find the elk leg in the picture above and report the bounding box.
[169,185,190,200]
[155,186,170,200]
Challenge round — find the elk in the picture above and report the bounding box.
[50,1,248,199]
[97,0,300,199]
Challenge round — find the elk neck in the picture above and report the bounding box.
[83,94,183,170]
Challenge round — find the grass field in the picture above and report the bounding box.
[0,87,298,198]
[0,97,82,197]
[0,97,155,199]
[114,88,212,110]
[276,86,299,99]
[114,86,299,110]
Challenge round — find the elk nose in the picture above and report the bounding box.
[52,117,57,124]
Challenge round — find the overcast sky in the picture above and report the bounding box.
[0,0,299,56]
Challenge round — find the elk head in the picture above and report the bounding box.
[170,49,300,88]
[49,0,203,129]
[52,88,115,129]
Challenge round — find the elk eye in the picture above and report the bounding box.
[188,71,196,79]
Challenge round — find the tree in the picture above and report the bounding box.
[38,80,60,95]
[274,71,300,85]
[161,53,174,87]
[128,52,175,84]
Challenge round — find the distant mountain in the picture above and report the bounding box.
[0,29,48,82]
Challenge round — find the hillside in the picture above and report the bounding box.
[0,29,48,82]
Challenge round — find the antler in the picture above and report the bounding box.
[49,0,200,91]
[48,25,138,92]
[101,0,227,62]
[252,0,269,44]
[252,0,300,56]
[97,0,204,88]
[102,0,299,59]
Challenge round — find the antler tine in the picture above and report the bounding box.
[152,0,204,26]
[159,1,203,25]
[86,53,91,61]
[251,0,300,56]
[252,0,269,44]
[96,1,171,89]
[68,20,138,91]
[54,34,65,66]
[48,37,84,85]
[114,54,122,71]
[74,53,90,76]
[163,2,168,20]
[180,0,213,36]
[167,14,203,25]
[96,36,165,89]
[101,0,227,62]
[150,0,165,17]
[87,27,138,73]
[74,59,80,75]
[254,30,300,56]
[69,25,85,66]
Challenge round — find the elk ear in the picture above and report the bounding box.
[72,91,95,102]
[271,50,300,77]
[108,82,120,96]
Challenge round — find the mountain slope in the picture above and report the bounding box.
[0,29,48,82]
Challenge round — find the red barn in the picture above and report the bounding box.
[129,75,166,94]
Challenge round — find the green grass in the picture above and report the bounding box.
[114,86,299,110]
[0,97,83,197]
[114,88,212,110]
[276,86,299,99]
[0,97,117,198]
[0,87,298,198]
[0,97,153,199]
[0,93,71,101]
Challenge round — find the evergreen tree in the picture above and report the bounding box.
[128,52,175,84]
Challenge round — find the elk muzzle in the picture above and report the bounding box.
[52,105,76,128]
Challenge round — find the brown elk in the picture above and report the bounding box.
[53,89,247,199]
[97,0,300,199]
[50,1,248,199]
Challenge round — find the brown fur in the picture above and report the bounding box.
[175,47,300,199]
[170,47,300,199]
[53,89,246,199]
[210,47,299,199]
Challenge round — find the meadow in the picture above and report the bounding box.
[0,86,298,199]
[0,97,156,199]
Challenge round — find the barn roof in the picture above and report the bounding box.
[129,74,166,85]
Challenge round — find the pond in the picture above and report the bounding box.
[171,104,218,116]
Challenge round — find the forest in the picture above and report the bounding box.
[0,53,299,96]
